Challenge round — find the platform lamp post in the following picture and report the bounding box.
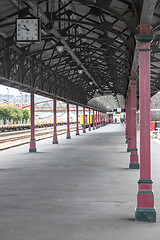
[135,25,156,222]
[76,104,79,135]
[93,110,95,130]
[52,97,58,144]
[66,101,71,139]
[29,89,36,152]
[83,106,86,133]
[89,108,91,131]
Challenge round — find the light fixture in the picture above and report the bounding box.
[56,42,64,53]
[78,68,83,75]
[89,81,93,85]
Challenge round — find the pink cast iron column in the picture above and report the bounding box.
[135,25,156,222]
[66,102,71,139]
[100,112,102,127]
[89,108,91,131]
[83,106,86,133]
[53,98,58,144]
[76,105,79,135]
[125,99,128,143]
[102,114,104,126]
[93,110,95,130]
[98,111,100,128]
[127,90,132,152]
[129,74,139,169]
[96,111,98,129]
[29,89,36,152]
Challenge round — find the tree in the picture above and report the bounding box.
[22,109,30,122]
[0,107,30,124]
[11,108,23,122]
[0,107,13,124]
[0,108,4,120]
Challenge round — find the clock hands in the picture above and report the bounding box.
[18,25,29,33]
[23,24,29,31]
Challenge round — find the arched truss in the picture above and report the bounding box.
[1,0,159,111]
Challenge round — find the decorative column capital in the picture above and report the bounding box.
[135,34,153,43]
[135,25,153,44]
[29,88,35,93]
[129,75,137,80]
[129,76,137,85]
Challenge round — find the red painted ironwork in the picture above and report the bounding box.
[76,105,79,135]
[93,110,95,130]
[89,108,91,131]
[96,111,98,129]
[83,106,86,133]
[127,90,132,151]
[23,99,79,113]
[53,98,58,144]
[66,102,71,139]
[29,90,36,152]
[129,73,139,168]
[135,25,156,222]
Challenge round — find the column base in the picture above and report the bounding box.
[53,133,58,144]
[126,140,128,143]
[29,148,37,152]
[93,128,95,130]
[135,208,156,222]
[83,130,86,133]
[127,147,132,152]
[96,127,98,129]
[66,136,71,139]
[129,162,140,169]
[76,133,80,135]
[88,128,91,131]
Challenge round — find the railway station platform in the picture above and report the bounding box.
[0,124,160,240]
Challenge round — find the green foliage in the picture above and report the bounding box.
[22,109,30,121]
[0,107,30,124]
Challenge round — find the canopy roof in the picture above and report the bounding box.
[0,0,159,111]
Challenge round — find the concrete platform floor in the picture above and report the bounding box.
[0,124,160,240]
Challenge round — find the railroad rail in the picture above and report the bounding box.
[0,122,77,132]
[0,124,82,151]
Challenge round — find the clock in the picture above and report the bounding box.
[16,18,41,42]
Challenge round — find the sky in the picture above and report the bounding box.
[0,84,26,96]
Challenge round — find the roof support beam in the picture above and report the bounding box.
[25,0,101,91]
[131,0,157,72]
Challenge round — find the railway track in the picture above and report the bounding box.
[0,124,83,151]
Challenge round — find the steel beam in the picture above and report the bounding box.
[131,0,157,72]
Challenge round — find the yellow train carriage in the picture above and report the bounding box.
[80,114,100,127]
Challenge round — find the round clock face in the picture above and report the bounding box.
[16,18,40,42]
